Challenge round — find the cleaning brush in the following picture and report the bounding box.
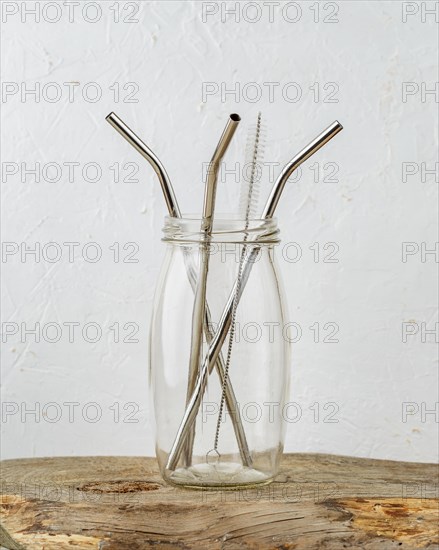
[239,112,265,220]
[210,112,265,460]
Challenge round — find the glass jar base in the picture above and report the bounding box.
[165,461,273,490]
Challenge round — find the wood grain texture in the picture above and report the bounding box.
[1,454,438,549]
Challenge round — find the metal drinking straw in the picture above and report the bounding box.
[106,112,252,467]
[183,114,241,466]
[106,113,180,218]
[166,120,343,471]
[212,112,264,458]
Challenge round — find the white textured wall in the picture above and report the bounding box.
[1,1,438,463]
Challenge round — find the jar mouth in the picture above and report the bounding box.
[162,214,280,244]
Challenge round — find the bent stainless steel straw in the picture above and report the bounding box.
[183,114,241,466]
[166,120,343,471]
[106,112,252,467]
[106,113,180,218]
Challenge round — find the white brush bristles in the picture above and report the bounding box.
[239,112,266,220]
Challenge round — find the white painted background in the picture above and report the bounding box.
[1,1,438,463]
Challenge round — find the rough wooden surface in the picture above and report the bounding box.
[0,454,438,549]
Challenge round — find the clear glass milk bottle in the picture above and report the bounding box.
[149,215,290,489]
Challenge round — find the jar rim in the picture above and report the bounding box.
[162,214,280,244]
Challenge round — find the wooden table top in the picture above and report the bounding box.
[1,454,438,549]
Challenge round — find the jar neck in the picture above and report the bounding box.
[162,215,280,244]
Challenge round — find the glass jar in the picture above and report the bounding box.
[149,215,290,489]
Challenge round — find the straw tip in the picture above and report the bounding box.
[230,113,241,122]
[105,112,116,121]
[334,120,343,130]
